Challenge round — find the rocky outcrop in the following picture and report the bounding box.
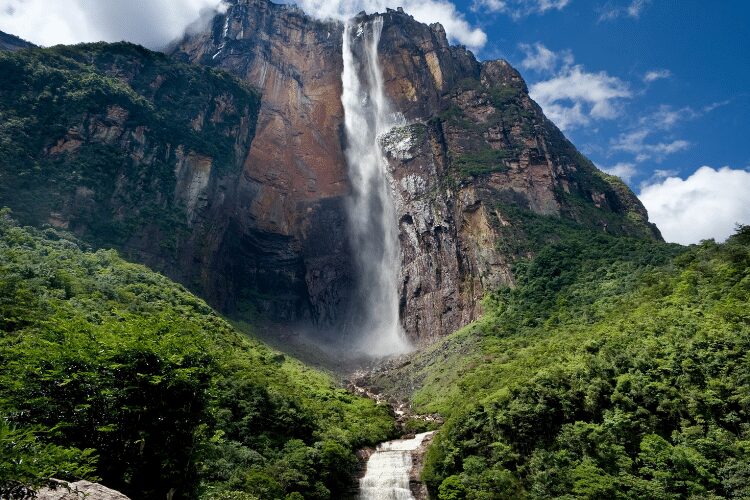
[382,123,514,341]
[36,480,130,500]
[361,9,659,341]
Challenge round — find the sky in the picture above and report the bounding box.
[0,0,748,244]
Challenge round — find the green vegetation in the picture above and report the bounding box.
[0,212,395,499]
[372,216,750,498]
[453,147,511,177]
[0,42,259,248]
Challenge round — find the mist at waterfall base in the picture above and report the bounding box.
[339,17,412,359]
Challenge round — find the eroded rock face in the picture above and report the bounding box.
[171,0,356,326]
[171,1,659,345]
[2,3,659,347]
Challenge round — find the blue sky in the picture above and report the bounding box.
[463,0,749,185]
[456,0,750,243]
[1,0,748,243]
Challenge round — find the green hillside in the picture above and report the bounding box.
[0,211,395,499]
[369,213,750,499]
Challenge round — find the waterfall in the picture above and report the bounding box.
[359,432,434,499]
[341,17,410,357]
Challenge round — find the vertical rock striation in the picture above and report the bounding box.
[162,1,661,345]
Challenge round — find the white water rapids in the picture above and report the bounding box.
[341,17,410,357]
[359,432,434,499]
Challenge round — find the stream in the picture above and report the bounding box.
[359,431,435,499]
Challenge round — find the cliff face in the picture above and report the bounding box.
[171,1,355,325]
[0,1,659,346]
[368,11,660,340]
[173,2,658,342]
[0,42,281,317]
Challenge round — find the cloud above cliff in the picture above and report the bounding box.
[639,166,750,245]
[530,64,632,130]
[278,0,487,50]
[517,43,632,131]
[0,0,487,52]
[0,0,224,48]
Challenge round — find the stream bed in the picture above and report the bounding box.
[359,431,435,499]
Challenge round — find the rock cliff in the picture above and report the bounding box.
[0,1,660,347]
[172,1,659,343]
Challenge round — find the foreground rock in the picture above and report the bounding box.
[36,480,130,500]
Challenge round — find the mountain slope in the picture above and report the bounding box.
[0,41,278,319]
[0,213,395,499]
[0,30,34,52]
[365,222,750,498]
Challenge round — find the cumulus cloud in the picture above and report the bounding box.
[277,0,487,50]
[643,69,671,82]
[639,166,750,245]
[601,162,637,182]
[0,0,224,49]
[529,65,631,130]
[473,0,570,19]
[519,42,572,73]
[0,0,487,51]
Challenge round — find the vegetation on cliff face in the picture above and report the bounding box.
[0,42,259,249]
[0,212,395,499]
[370,215,750,499]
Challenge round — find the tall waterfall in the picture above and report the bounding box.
[341,17,410,357]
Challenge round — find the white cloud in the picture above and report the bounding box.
[703,100,731,113]
[0,0,224,49]
[0,0,487,51]
[643,69,671,82]
[626,0,648,17]
[519,42,572,73]
[529,65,631,130]
[602,162,637,182]
[473,0,570,18]
[279,0,487,50]
[611,129,690,162]
[639,166,750,245]
[641,104,698,130]
[598,0,649,21]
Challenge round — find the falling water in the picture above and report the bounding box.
[359,432,434,499]
[341,17,410,357]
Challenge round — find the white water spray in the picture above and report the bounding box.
[341,17,410,357]
[359,432,434,499]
